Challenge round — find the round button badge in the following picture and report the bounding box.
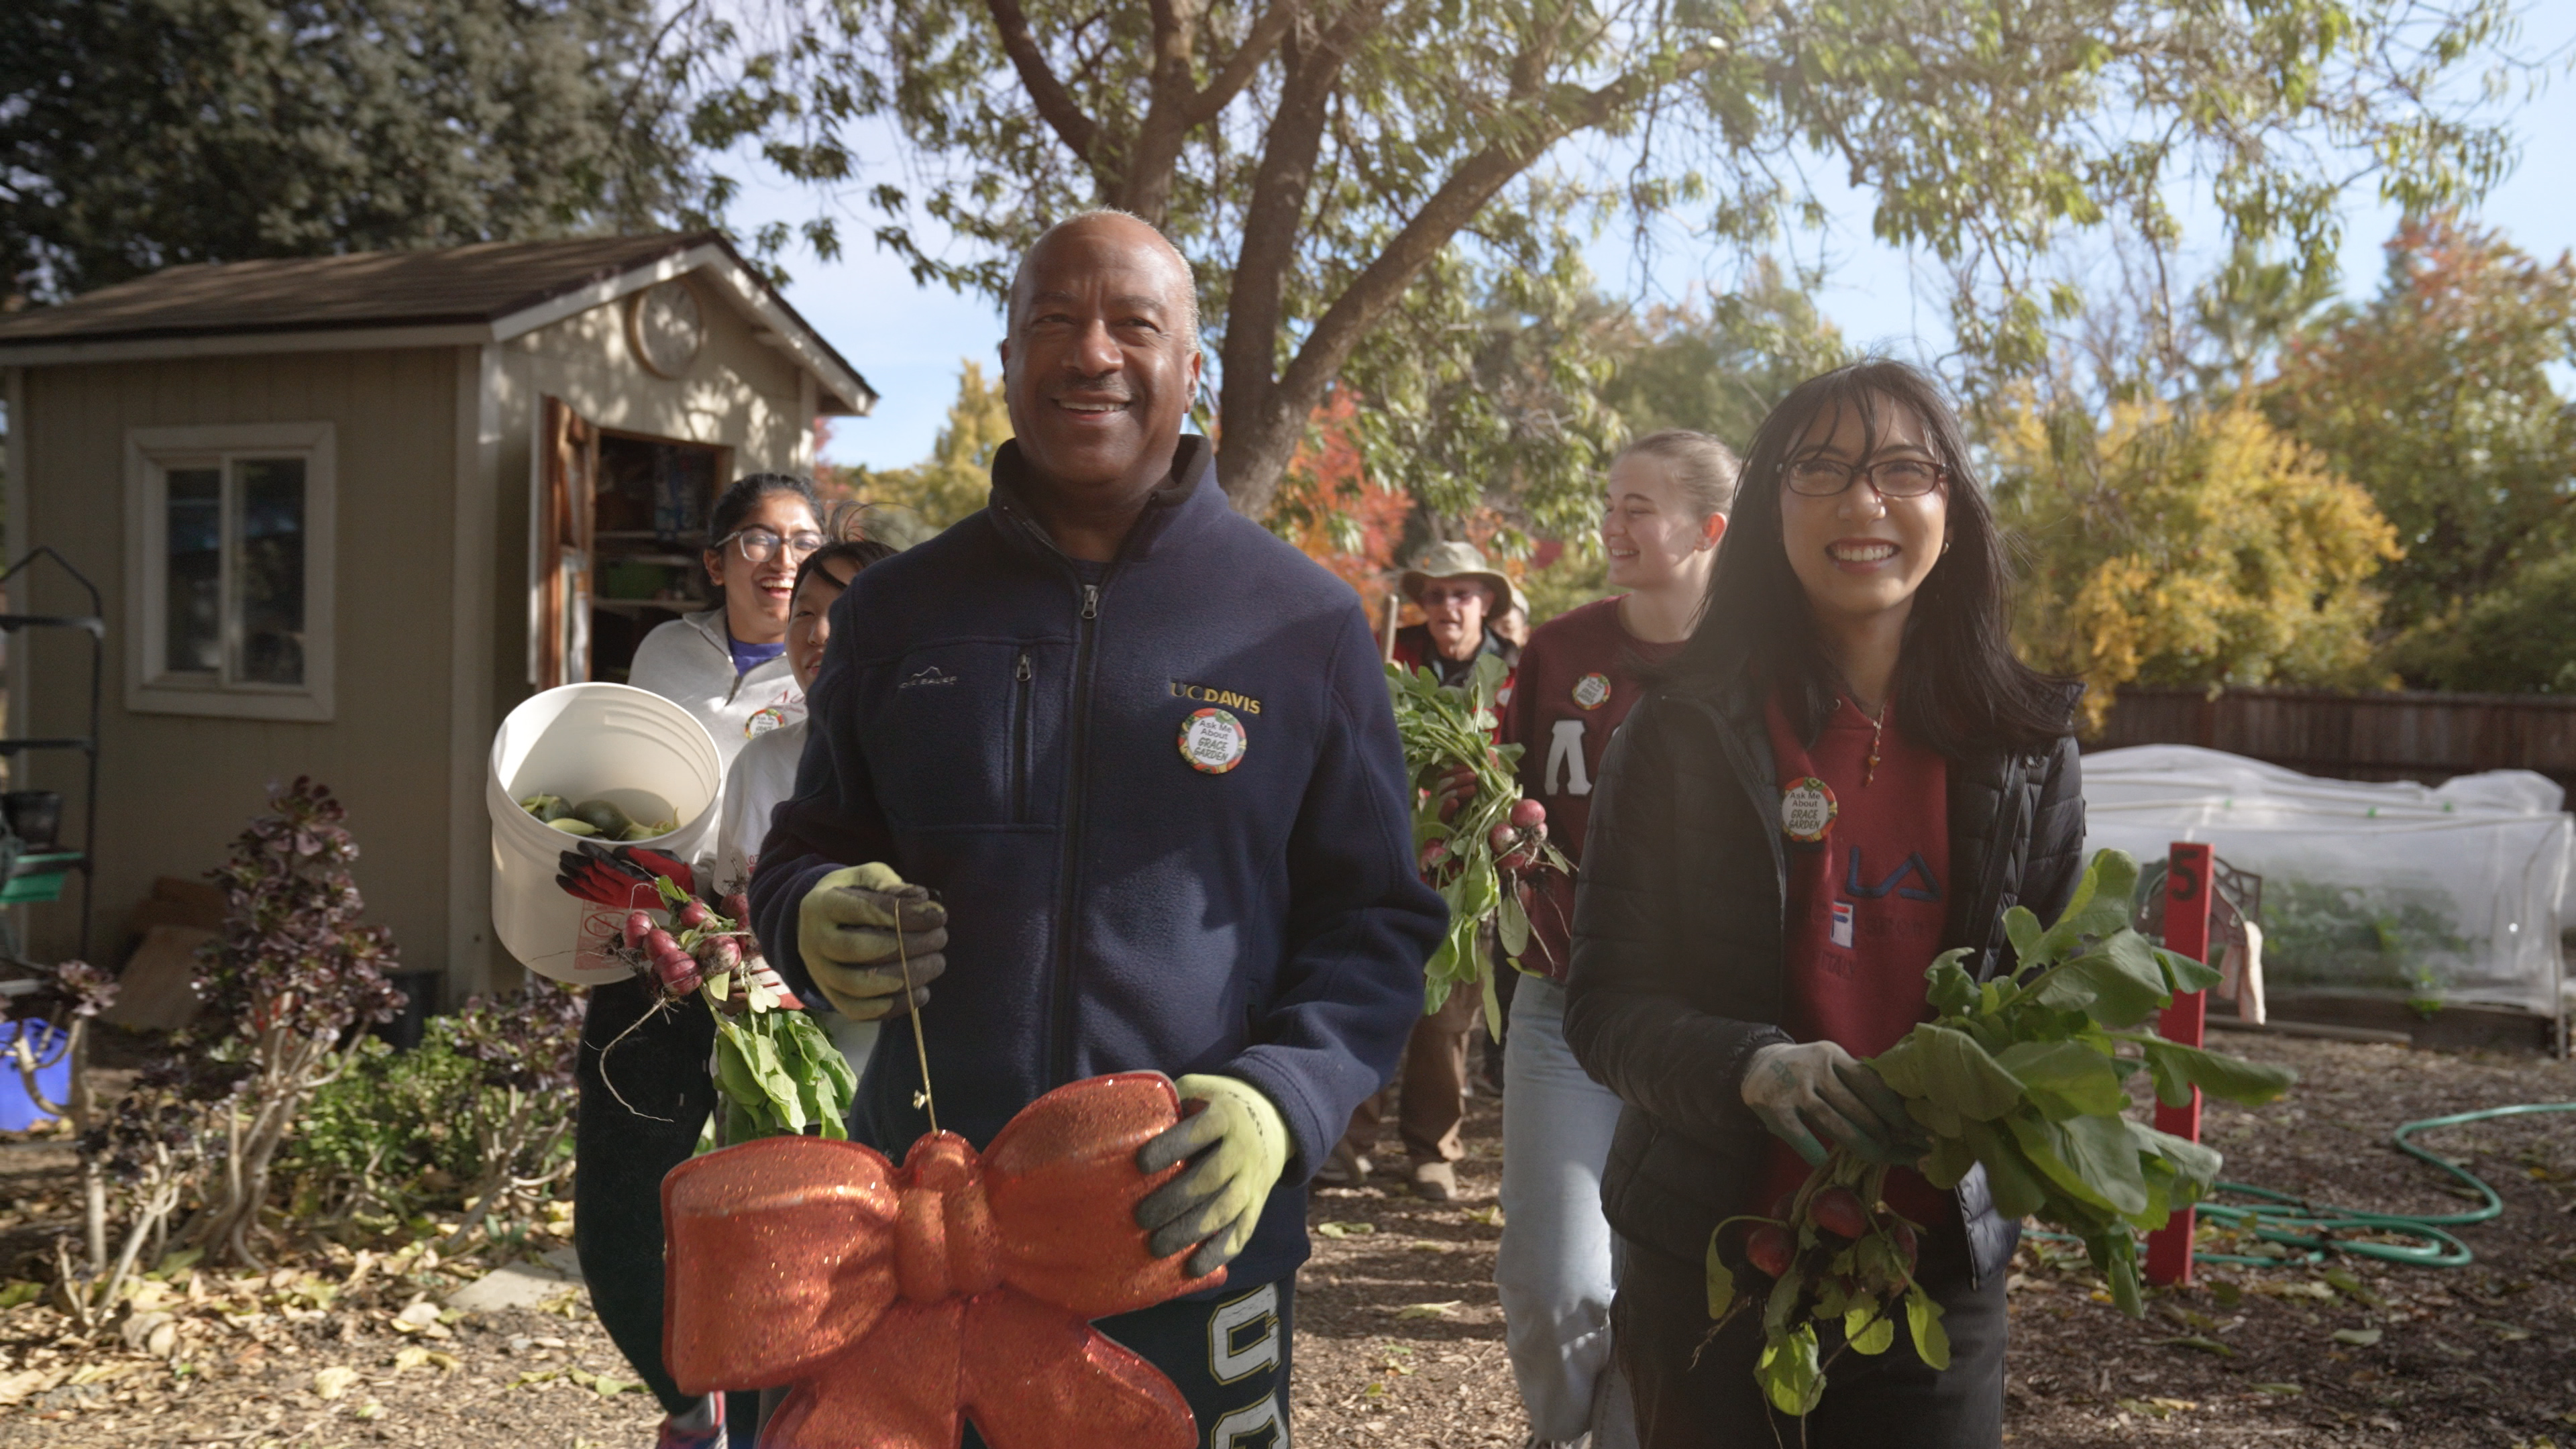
[1178,708,1248,774]
[1779,776,1837,842]
[1571,673,1612,710]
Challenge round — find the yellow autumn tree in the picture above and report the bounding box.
[851,360,1012,541]
[1993,394,2400,729]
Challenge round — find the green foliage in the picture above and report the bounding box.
[1385,655,1564,1036]
[2265,214,2576,672]
[0,0,719,301]
[692,0,2518,517]
[1344,235,1629,555]
[1707,850,2295,1413]
[1517,550,1614,629]
[2383,551,2576,694]
[710,987,860,1142]
[1602,260,1850,449]
[280,981,584,1226]
[281,1036,485,1219]
[849,360,1012,539]
[2259,877,2469,1014]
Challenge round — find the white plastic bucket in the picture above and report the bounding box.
[488,684,721,984]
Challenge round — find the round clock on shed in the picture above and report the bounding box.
[629,279,706,378]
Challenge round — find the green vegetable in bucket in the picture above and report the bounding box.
[571,799,635,837]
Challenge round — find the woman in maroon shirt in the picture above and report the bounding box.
[1565,362,2086,1448]
[1496,431,1739,1449]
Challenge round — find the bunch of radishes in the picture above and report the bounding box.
[1488,797,1549,874]
[1708,1157,1945,1416]
[596,874,855,1143]
[613,887,795,1011]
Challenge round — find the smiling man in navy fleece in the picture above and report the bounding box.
[749,210,1444,1446]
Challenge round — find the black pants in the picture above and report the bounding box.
[961,1277,1293,1449]
[572,979,764,1432]
[1612,1226,2006,1449]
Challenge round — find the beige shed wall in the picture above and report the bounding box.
[484,283,810,719]
[474,273,814,984]
[12,350,463,985]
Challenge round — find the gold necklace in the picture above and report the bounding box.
[1860,700,1887,786]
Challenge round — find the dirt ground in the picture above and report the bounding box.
[0,1030,2568,1448]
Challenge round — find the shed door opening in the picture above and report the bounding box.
[535,396,731,688]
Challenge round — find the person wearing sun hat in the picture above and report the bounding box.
[1389,540,1521,687]
[1326,541,1522,1202]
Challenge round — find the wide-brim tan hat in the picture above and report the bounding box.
[1397,541,1512,606]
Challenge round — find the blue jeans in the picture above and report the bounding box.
[1497,975,1636,1446]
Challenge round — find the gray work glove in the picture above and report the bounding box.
[1741,1040,1925,1166]
[794,863,949,1020]
[1132,1075,1293,1279]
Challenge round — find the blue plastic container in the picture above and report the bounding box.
[0,1020,70,1132]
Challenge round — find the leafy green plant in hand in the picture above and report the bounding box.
[609,878,858,1143]
[1386,655,1569,1035]
[1705,849,2296,1416]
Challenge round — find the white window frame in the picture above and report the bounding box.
[124,423,337,722]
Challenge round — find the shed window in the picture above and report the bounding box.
[126,425,335,721]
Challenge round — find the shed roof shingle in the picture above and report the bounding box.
[0,232,872,411]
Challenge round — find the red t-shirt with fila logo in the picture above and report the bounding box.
[1499,597,1683,980]
[1757,690,1954,1228]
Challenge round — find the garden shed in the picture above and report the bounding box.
[0,233,874,1000]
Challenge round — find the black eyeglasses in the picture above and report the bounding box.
[722,527,826,562]
[1780,455,1948,498]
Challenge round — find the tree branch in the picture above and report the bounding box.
[1185,1,1302,127]
[1122,0,1303,223]
[1217,3,1387,453]
[1216,44,1723,515]
[1281,52,1716,414]
[985,0,1104,170]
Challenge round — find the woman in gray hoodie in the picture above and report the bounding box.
[627,474,825,775]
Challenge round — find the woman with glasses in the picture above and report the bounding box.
[629,473,830,770]
[1564,361,2086,1447]
[588,471,830,1449]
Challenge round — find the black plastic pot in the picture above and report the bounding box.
[374,969,444,1051]
[2,792,62,851]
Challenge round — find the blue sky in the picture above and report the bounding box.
[744,24,2576,472]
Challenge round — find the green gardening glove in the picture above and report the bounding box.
[796,862,949,1020]
[1133,1074,1291,1278]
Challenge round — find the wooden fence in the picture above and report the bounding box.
[2089,686,2576,794]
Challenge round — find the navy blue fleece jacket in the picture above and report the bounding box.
[749,435,1444,1286]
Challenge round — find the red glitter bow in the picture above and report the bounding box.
[663,1073,1224,1449]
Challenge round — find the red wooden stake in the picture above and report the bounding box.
[2145,841,2214,1286]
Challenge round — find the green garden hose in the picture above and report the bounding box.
[2190,1102,2576,1269]
[2028,1102,2576,1270]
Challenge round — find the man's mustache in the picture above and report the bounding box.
[1050,370,1134,403]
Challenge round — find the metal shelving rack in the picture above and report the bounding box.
[0,547,101,965]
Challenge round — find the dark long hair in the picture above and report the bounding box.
[1673,360,2074,757]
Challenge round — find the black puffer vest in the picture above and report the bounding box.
[1562,663,2086,1283]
